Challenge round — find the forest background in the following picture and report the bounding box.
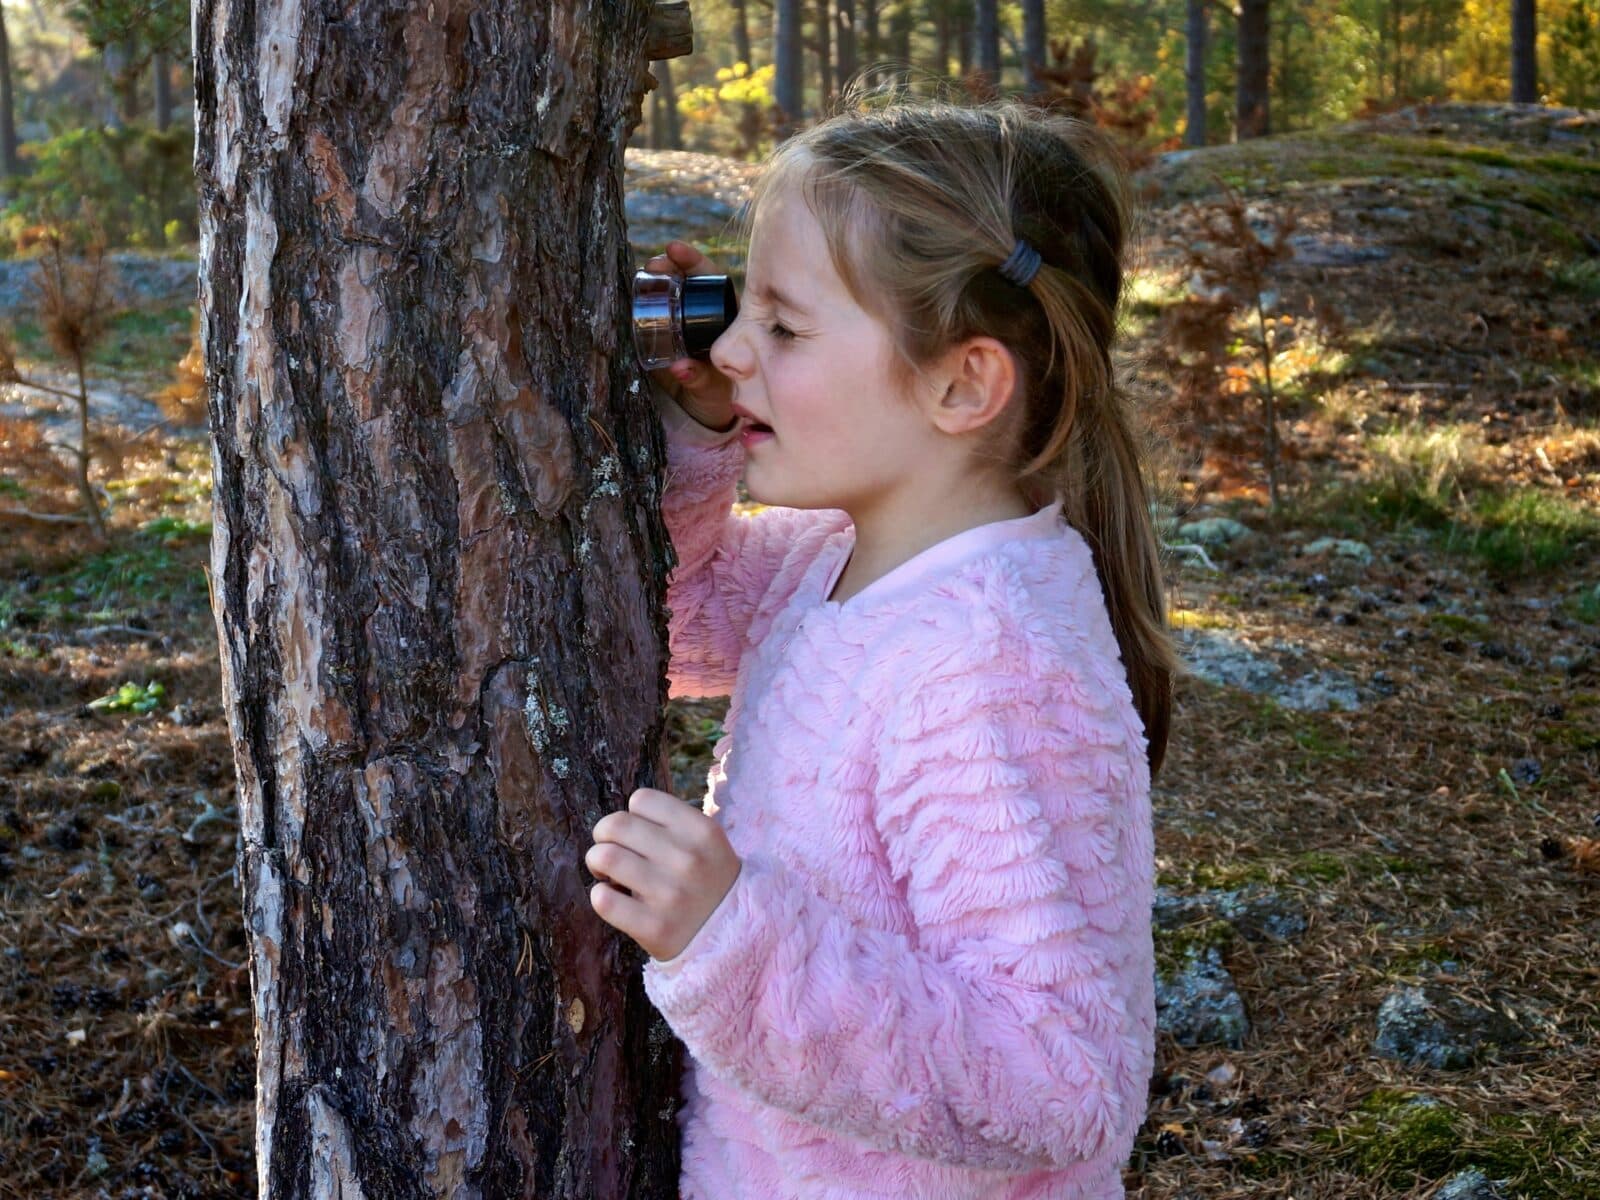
[0,0,1596,1196]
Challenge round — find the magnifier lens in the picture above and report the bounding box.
[632,270,739,371]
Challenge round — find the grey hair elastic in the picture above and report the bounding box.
[997,239,1043,287]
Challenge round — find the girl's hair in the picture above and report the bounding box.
[739,87,1178,777]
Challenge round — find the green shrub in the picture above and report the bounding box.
[1,125,196,252]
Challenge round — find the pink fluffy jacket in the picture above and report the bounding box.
[641,393,1156,1199]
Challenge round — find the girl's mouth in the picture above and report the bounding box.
[740,423,774,446]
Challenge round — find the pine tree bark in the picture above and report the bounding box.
[1236,0,1270,139]
[194,0,695,1194]
[1185,0,1207,146]
[1510,0,1537,103]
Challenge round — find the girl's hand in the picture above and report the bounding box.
[586,786,742,962]
[643,240,738,432]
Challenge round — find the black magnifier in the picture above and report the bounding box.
[632,269,740,372]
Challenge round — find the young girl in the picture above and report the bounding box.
[586,95,1176,1199]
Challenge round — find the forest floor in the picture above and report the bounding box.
[0,101,1597,1198]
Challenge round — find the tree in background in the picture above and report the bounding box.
[58,0,187,128]
[774,0,804,136]
[1185,0,1206,145]
[1511,0,1538,100]
[1236,0,1271,138]
[974,0,1000,90]
[836,0,859,95]
[0,4,20,177]
[1022,0,1046,92]
[1548,0,1600,106]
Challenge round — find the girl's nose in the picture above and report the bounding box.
[709,322,750,381]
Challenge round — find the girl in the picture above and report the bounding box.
[587,95,1176,1199]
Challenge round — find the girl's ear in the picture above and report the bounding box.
[928,335,1020,437]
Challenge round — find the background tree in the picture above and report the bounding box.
[774,0,804,136]
[1185,0,1207,145]
[1021,0,1046,92]
[0,4,21,177]
[731,0,752,65]
[194,0,696,1192]
[975,0,999,88]
[1511,0,1538,100]
[58,0,187,126]
[835,0,859,94]
[1236,0,1270,138]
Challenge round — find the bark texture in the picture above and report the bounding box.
[194,0,689,1195]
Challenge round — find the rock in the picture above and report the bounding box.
[1286,233,1392,266]
[1155,947,1250,1048]
[1176,517,1253,546]
[1177,627,1364,712]
[1155,884,1308,944]
[1434,1169,1508,1200]
[1302,537,1374,565]
[1373,984,1534,1069]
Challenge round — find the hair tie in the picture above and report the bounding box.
[998,239,1043,287]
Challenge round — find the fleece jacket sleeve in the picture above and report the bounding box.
[641,628,1153,1173]
[657,388,835,699]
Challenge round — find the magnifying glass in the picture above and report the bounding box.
[631,269,739,372]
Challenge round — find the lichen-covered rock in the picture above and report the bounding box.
[1301,537,1374,565]
[1155,947,1250,1048]
[1434,1169,1508,1200]
[1153,885,1308,944]
[1373,985,1533,1069]
[1177,627,1364,712]
[1176,517,1253,546]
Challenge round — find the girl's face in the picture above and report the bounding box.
[708,196,946,518]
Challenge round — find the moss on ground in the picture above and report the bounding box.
[1319,1091,1600,1197]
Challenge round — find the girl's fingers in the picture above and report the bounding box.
[590,880,651,936]
[586,840,657,898]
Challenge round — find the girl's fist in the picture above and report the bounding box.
[586,786,742,963]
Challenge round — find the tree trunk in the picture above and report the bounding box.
[936,0,952,76]
[891,1,911,66]
[974,0,999,88]
[862,0,880,62]
[835,0,858,94]
[116,34,140,123]
[1511,0,1537,103]
[154,48,174,131]
[1021,0,1044,93]
[656,57,682,149]
[1185,0,1207,146]
[732,0,753,66]
[0,4,21,178]
[966,0,992,88]
[193,0,692,1194]
[775,0,804,137]
[1392,0,1404,99]
[1236,0,1270,139]
[817,0,833,108]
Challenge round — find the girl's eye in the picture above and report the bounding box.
[766,323,795,342]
